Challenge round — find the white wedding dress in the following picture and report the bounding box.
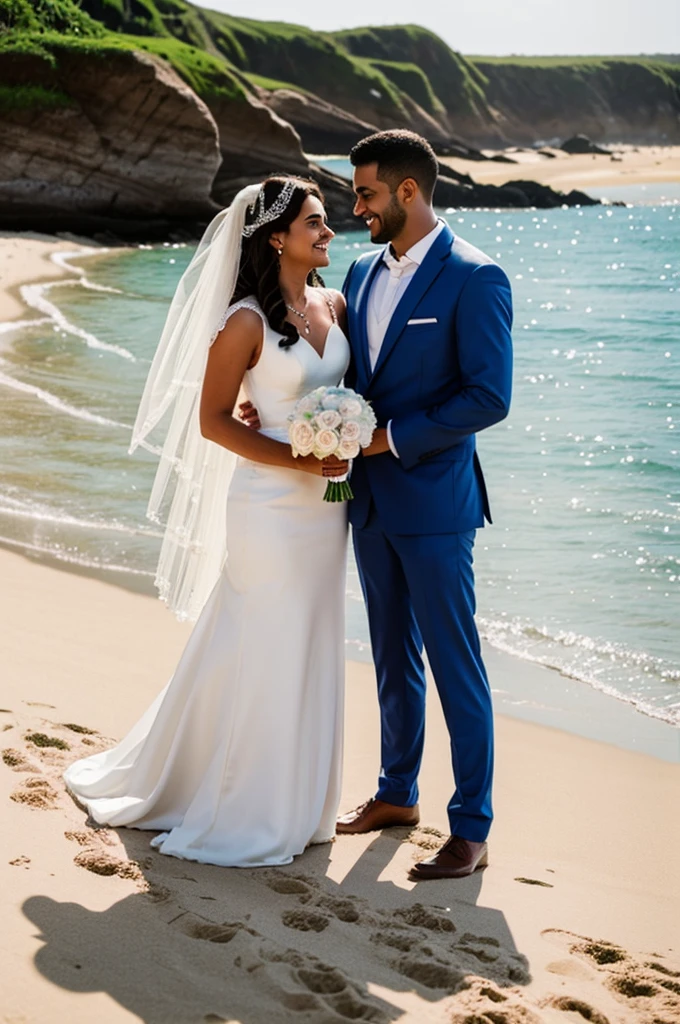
[64,298,350,867]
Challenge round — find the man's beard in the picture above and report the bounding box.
[371,193,407,244]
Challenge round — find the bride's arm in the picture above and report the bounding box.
[200,308,347,478]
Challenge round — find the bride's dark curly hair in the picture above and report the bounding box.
[231,175,326,349]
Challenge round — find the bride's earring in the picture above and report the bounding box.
[276,247,283,272]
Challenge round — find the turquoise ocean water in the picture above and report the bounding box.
[1,181,678,730]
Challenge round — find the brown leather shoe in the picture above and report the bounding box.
[408,835,488,880]
[336,798,420,835]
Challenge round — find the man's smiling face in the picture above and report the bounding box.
[352,162,407,245]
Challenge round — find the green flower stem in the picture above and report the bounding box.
[323,480,354,502]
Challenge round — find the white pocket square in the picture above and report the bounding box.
[407,317,438,325]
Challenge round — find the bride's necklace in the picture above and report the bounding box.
[286,298,311,335]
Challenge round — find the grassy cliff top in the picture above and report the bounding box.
[335,23,489,118]
[0,0,245,103]
[2,1,677,136]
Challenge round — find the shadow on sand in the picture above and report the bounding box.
[24,820,531,1024]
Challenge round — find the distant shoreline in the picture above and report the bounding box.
[314,144,680,193]
[438,142,680,191]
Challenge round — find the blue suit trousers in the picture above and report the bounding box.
[353,510,494,842]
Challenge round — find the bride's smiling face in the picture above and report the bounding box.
[271,195,334,270]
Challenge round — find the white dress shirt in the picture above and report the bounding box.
[366,219,445,457]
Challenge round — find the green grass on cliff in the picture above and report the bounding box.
[245,72,313,95]
[0,82,73,111]
[0,0,104,34]
[470,54,680,90]
[0,30,245,102]
[336,24,490,118]
[367,59,445,116]
[196,10,408,118]
[3,0,678,143]
[471,56,680,114]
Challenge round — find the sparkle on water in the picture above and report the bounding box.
[0,197,678,726]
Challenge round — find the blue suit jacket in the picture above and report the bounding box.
[343,222,513,533]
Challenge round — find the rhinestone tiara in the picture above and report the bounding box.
[242,179,297,238]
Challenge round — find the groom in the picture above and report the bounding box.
[336,130,513,880]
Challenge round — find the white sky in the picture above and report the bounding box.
[191,0,679,56]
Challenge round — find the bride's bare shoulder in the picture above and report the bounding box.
[211,300,266,347]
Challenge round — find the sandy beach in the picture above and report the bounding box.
[0,232,104,324]
[1,547,680,1024]
[1,231,680,1022]
[440,144,680,192]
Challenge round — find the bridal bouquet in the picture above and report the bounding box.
[288,386,377,502]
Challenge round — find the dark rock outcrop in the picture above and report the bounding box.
[433,175,601,210]
[210,91,309,200]
[260,88,379,156]
[560,134,612,155]
[0,49,221,224]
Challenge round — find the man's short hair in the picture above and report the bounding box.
[349,130,438,201]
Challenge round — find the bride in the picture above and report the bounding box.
[64,176,351,867]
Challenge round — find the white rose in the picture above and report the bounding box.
[321,394,341,410]
[314,428,340,456]
[315,409,342,430]
[338,398,363,418]
[289,420,315,456]
[359,424,374,447]
[338,438,360,459]
[295,395,319,415]
[340,420,361,442]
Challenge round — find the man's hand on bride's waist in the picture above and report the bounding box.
[238,400,261,430]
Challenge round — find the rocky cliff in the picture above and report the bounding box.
[0,44,221,228]
[5,2,673,235]
[473,58,680,147]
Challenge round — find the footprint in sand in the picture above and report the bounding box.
[24,732,70,751]
[73,848,145,882]
[2,748,36,772]
[60,722,98,736]
[265,870,362,924]
[265,874,312,896]
[450,977,544,1024]
[406,825,448,851]
[543,929,680,1022]
[456,934,530,985]
[65,829,100,847]
[82,823,117,845]
[10,777,59,809]
[393,902,456,933]
[314,894,361,923]
[392,953,465,991]
[543,995,611,1023]
[371,928,416,953]
[248,944,389,1022]
[169,912,250,944]
[281,908,330,933]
